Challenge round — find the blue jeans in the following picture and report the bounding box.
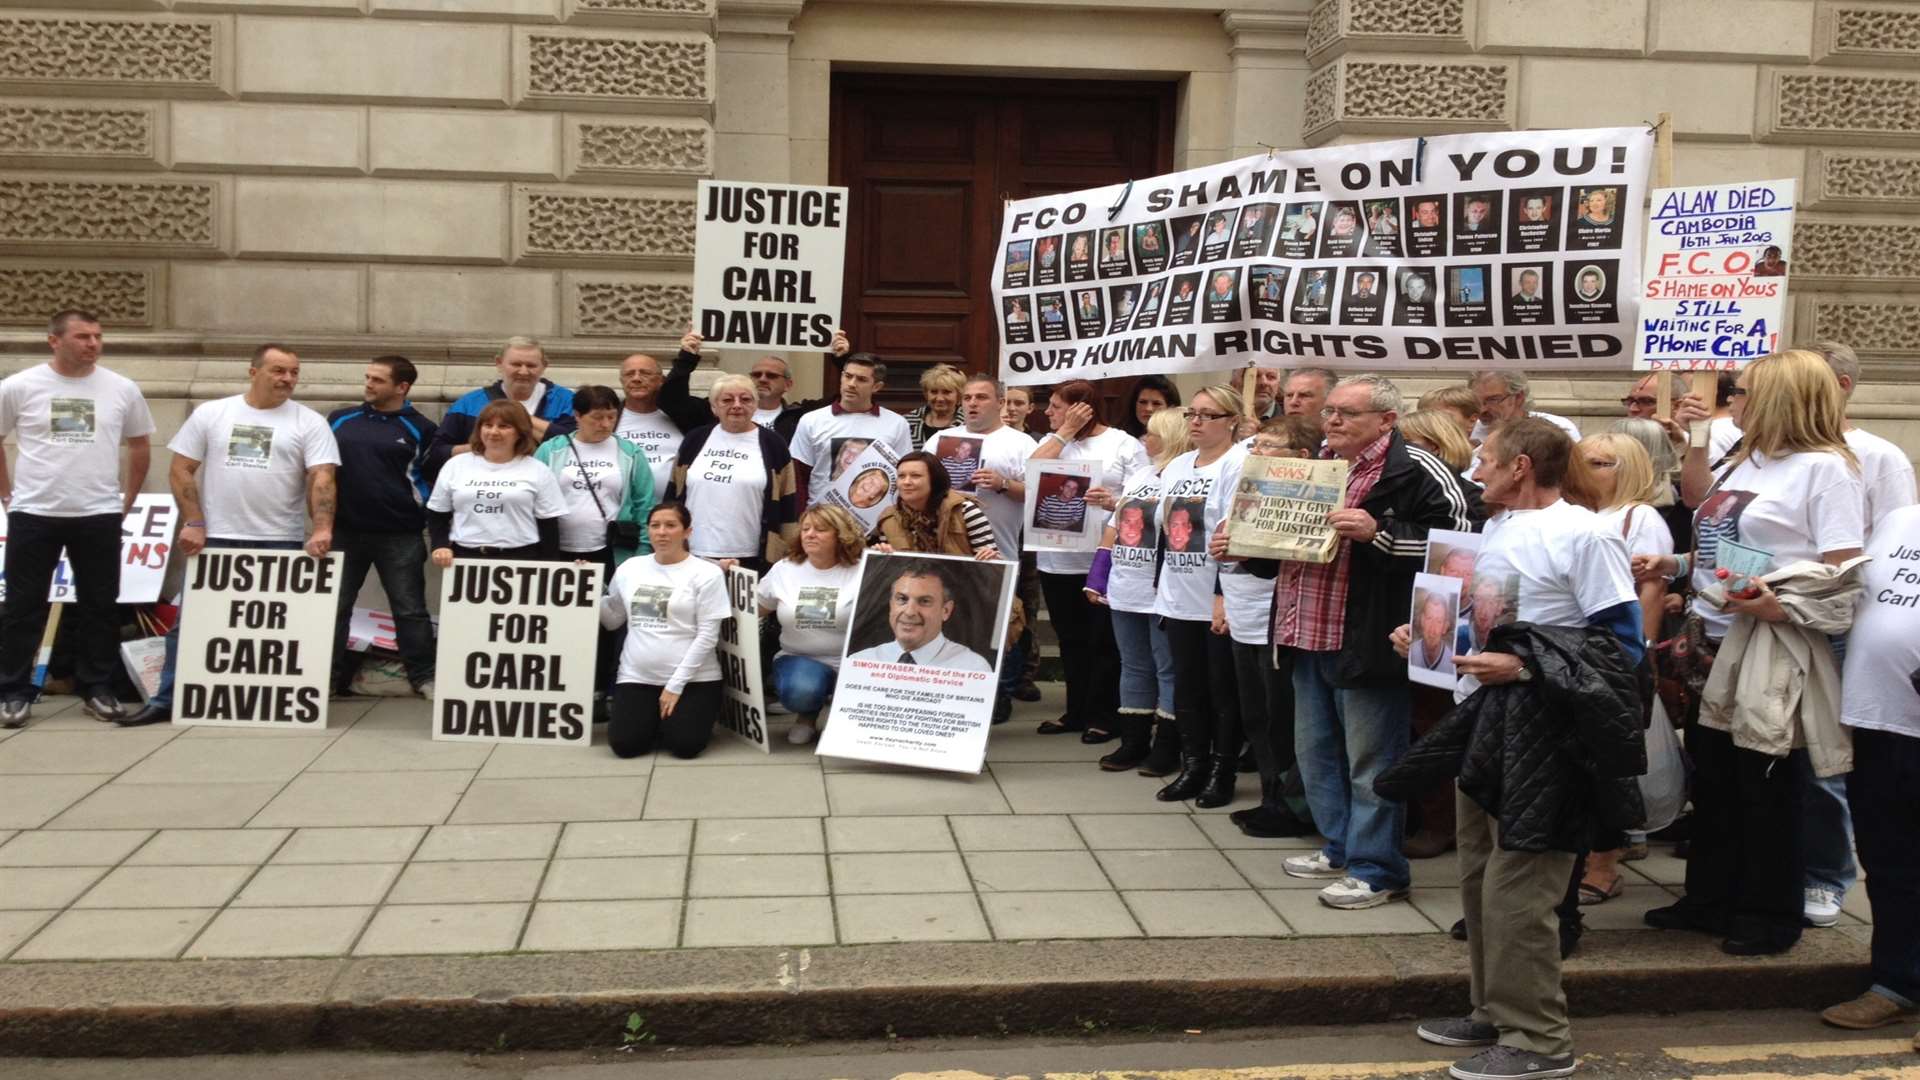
[771,654,836,715]
[151,538,306,710]
[1109,608,1174,716]
[1292,650,1410,891]
[330,529,436,690]
[1801,765,1857,896]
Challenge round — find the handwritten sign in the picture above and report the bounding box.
[1633,179,1795,370]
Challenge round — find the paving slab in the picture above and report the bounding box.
[413,823,560,862]
[645,765,825,819]
[13,907,217,960]
[682,896,835,947]
[978,890,1140,940]
[824,816,955,853]
[185,905,373,959]
[0,775,115,829]
[836,893,990,943]
[352,902,528,956]
[233,863,403,908]
[1073,813,1214,850]
[521,899,681,952]
[1095,848,1251,890]
[0,730,176,774]
[990,762,1187,814]
[693,817,824,855]
[128,828,291,866]
[829,852,972,895]
[949,814,1081,852]
[688,854,830,897]
[964,849,1112,893]
[270,826,425,864]
[1122,889,1291,937]
[824,770,1011,816]
[251,772,470,828]
[0,829,152,867]
[0,867,109,910]
[554,820,691,859]
[1263,889,1443,935]
[538,856,686,900]
[116,738,329,784]
[450,777,648,824]
[386,858,547,904]
[72,864,253,909]
[47,781,286,830]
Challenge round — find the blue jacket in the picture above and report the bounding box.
[425,378,577,484]
[326,401,438,533]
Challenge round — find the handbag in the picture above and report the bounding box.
[569,436,641,552]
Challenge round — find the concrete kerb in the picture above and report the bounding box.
[0,931,1870,1057]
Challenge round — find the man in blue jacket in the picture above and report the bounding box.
[424,335,576,483]
[328,355,438,697]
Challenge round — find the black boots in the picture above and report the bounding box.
[1099,713,1153,771]
[1156,754,1208,801]
[1194,755,1237,809]
[1137,716,1181,777]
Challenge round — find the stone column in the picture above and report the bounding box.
[1221,4,1317,157]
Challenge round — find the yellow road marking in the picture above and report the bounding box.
[1666,1039,1916,1063]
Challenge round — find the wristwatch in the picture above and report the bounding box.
[1515,665,1533,683]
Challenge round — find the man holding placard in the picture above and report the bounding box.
[790,336,913,509]
[0,309,154,728]
[122,344,340,727]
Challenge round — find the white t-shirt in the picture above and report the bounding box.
[427,452,567,549]
[551,436,626,553]
[1597,502,1674,561]
[1691,449,1866,640]
[789,405,913,507]
[756,558,859,668]
[1841,504,1920,739]
[1211,450,1276,645]
[168,395,340,542]
[753,405,784,431]
[1036,426,1153,575]
[616,407,682,496]
[1153,445,1245,622]
[1708,416,1741,464]
[1846,426,1916,539]
[1459,498,1636,700]
[930,425,1031,558]
[684,426,766,558]
[1105,470,1164,615]
[0,363,154,517]
[604,554,728,691]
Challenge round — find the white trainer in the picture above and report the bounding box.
[1282,851,1344,880]
[1804,885,1843,928]
[1319,875,1411,910]
[786,721,817,746]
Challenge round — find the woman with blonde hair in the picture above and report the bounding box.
[1400,409,1474,474]
[1641,350,1865,955]
[1571,431,1673,904]
[1084,405,1190,771]
[756,504,865,745]
[908,363,967,447]
[1417,385,1479,441]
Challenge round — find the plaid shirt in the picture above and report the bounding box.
[1272,431,1392,652]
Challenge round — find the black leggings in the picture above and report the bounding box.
[609,680,724,759]
[1039,570,1118,730]
[1162,617,1239,759]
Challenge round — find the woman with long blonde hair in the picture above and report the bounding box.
[1084,405,1190,772]
[1640,350,1865,954]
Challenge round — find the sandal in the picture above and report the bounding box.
[1036,715,1082,736]
[1577,874,1624,905]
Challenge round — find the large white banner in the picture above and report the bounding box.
[815,552,1015,775]
[0,495,177,604]
[992,127,1653,384]
[716,565,770,753]
[174,549,340,728]
[434,559,599,746]
[1633,179,1795,371]
[693,180,848,350]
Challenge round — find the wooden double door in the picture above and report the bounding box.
[829,74,1175,410]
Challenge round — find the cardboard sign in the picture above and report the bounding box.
[693,180,849,350]
[1224,456,1349,563]
[121,636,167,702]
[815,551,1015,774]
[993,127,1653,383]
[1023,459,1101,552]
[1634,179,1795,370]
[433,559,600,746]
[0,495,177,604]
[1407,571,1462,690]
[821,440,900,530]
[173,550,341,728]
[716,565,770,753]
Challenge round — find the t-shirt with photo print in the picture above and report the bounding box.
[0,363,154,517]
[168,394,339,542]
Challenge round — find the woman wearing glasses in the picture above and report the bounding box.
[1150,386,1249,806]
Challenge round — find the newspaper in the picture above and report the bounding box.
[1223,455,1348,563]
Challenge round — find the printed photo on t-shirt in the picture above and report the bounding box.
[49,397,95,443]
[1694,488,1758,574]
[629,583,674,624]
[1163,497,1207,555]
[227,424,275,468]
[1111,497,1159,555]
[794,586,841,627]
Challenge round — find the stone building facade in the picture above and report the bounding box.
[1,0,1917,454]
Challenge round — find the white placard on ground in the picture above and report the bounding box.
[693,179,848,350]
[716,565,770,752]
[174,549,341,728]
[815,551,1015,775]
[433,558,600,746]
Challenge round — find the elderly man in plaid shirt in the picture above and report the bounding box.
[1252,373,1475,910]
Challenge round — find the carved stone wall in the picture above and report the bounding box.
[0,14,229,99]
[1305,57,1511,141]
[516,28,713,111]
[1764,69,1920,146]
[1802,296,1920,360]
[1819,3,1920,66]
[1793,219,1920,288]
[1305,0,1469,61]
[0,175,221,256]
[566,274,694,337]
[514,186,698,265]
[566,117,712,182]
[0,102,163,170]
[0,263,158,329]
[1807,150,1920,212]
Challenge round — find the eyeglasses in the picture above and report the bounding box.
[1186,410,1234,422]
[1729,387,1749,398]
[1319,407,1384,421]
[1619,396,1658,408]
[1477,393,1514,410]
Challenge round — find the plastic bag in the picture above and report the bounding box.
[1637,696,1689,833]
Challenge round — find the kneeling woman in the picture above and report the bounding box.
[602,502,730,758]
[757,505,864,745]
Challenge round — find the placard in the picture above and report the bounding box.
[121,636,166,702]
[716,565,770,753]
[1424,528,1483,577]
[0,495,177,604]
[993,127,1653,383]
[433,558,600,746]
[173,549,341,728]
[815,552,1015,774]
[1023,459,1100,552]
[1224,456,1348,562]
[1408,571,1462,689]
[1633,179,1795,370]
[693,180,849,350]
[820,440,900,530]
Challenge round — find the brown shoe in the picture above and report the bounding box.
[1402,828,1455,860]
[1820,991,1918,1030]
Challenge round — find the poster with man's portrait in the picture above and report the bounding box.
[1408,572,1462,689]
[1503,264,1553,326]
[1391,268,1438,327]
[1452,190,1503,257]
[821,440,900,530]
[1403,195,1447,258]
[1317,200,1364,260]
[1132,220,1170,274]
[1097,227,1132,279]
[1564,259,1620,324]
[1002,239,1033,289]
[1032,234,1062,287]
[816,551,1017,774]
[1508,188,1562,254]
[1023,458,1100,552]
[1232,202,1279,259]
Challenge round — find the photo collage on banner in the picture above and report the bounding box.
[992,128,1653,385]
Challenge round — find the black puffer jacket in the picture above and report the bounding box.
[1375,622,1647,853]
